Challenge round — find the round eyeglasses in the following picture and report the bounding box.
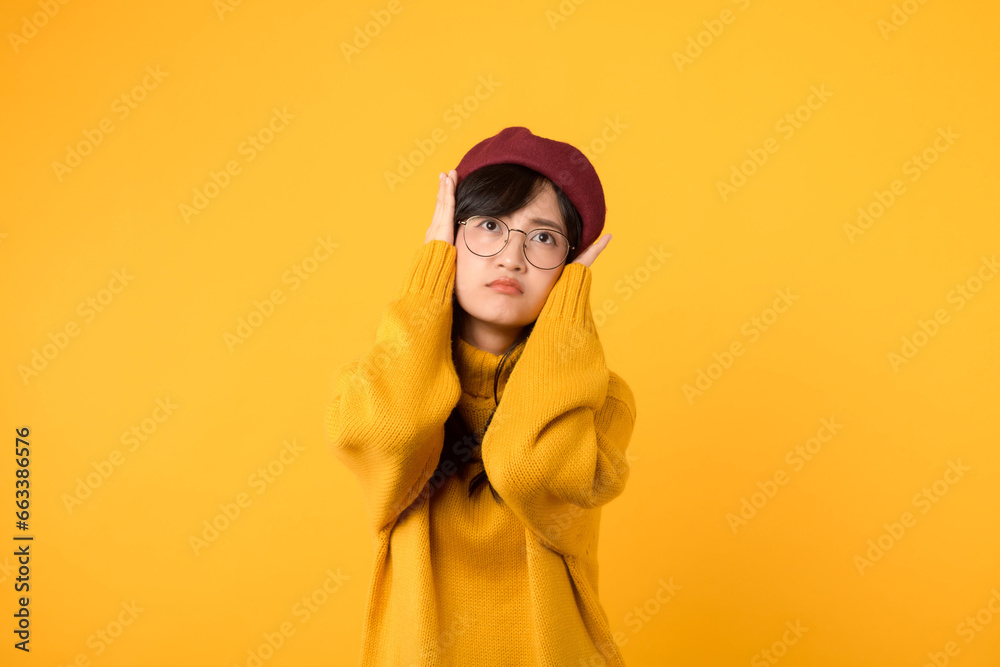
[457,215,574,270]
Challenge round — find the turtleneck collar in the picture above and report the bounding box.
[451,334,528,401]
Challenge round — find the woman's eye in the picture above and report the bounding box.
[478,219,502,232]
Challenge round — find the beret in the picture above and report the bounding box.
[454,126,606,251]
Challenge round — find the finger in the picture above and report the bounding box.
[571,244,596,267]
[591,234,612,263]
[571,233,611,267]
[427,173,448,240]
[433,180,446,219]
[442,173,456,211]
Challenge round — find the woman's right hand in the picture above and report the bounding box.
[424,169,458,245]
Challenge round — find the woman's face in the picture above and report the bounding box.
[454,181,567,341]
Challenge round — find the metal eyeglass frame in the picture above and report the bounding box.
[457,215,575,270]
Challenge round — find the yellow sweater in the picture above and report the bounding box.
[325,240,637,666]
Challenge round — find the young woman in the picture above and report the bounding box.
[326,127,637,666]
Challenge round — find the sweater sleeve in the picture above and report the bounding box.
[480,262,637,557]
[325,240,462,535]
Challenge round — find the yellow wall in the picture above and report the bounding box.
[3,0,998,664]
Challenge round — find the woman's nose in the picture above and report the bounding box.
[496,231,528,268]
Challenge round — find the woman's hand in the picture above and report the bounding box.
[570,233,612,268]
[424,169,458,245]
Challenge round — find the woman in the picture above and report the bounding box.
[326,126,637,666]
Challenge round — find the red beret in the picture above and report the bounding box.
[454,126,606,251]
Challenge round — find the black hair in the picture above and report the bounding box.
[429,163,582,503]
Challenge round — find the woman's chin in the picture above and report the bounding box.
[464,309,531,330]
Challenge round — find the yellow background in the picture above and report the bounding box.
[2,0,999,665]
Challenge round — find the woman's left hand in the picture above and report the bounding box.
[570,233,612,268]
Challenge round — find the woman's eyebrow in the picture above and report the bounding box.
[526,217,565,233]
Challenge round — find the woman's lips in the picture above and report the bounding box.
[487,278,523,295]
[488,283,522,295]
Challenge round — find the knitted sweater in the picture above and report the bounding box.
[325,240,637,666]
